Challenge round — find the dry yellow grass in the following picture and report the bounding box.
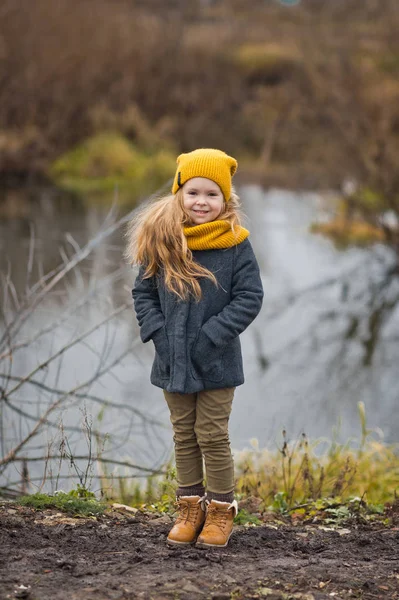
[103,403,398,514]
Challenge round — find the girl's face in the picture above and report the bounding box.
[182,177,224,225]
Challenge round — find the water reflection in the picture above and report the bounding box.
[1,185,398,493]
[240,186,399,447]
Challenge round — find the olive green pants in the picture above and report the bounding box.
[163,388,235,494]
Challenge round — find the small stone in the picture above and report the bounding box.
[148,514,172,525]
[112,503,138,513]
[181,581,204,594]
[222,574,236,584]
[14,584,31,599]
[238,496,262,513]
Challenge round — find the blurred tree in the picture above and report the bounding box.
[0,0,397,210]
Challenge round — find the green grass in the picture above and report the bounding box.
[234,509,262,526]
[50,132,175,201]
[18,490,106,516]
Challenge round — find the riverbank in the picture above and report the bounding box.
[0,163,339,215]
[1,500,398,600]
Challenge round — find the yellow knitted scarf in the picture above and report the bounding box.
[183,220,249,250]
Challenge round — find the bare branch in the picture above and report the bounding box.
[0,345,133,471]
[4,304,129,400]
[9,455,166,474]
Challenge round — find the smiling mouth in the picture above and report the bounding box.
[193,209,209,214]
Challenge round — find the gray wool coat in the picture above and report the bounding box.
[132,238,264,394]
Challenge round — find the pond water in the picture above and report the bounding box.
[1,184,398,492]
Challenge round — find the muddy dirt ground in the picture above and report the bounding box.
[0,502,398,600]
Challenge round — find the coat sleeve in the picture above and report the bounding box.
[132,265,165,343]
[201,239,263,347]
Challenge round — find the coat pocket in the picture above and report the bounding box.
[191,329,225,382]
[152,326,170,378]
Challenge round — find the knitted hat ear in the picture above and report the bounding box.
[229,159,238,177]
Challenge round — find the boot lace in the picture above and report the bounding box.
[175,499,201,525]
[203,504,228,530]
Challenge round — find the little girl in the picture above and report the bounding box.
[126,148,263,548]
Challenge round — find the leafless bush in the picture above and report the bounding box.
[0,203,167,497]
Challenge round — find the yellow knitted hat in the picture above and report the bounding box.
[172,148,238,201]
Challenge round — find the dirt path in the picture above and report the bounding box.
[1,503,398,600]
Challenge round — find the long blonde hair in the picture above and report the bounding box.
[125,187,244,301]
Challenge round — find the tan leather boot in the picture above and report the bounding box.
[196,499,238,548]
[167,495,206,545]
